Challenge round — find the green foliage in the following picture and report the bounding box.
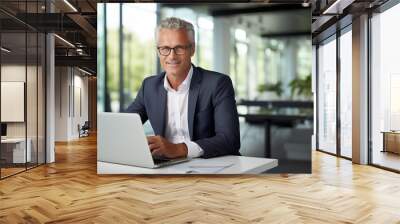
[257,81,283,97]
[289,74,312,97]
[106,29,157,109]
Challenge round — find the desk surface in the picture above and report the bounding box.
[97,155,278,174]
[237,100,313,108]
[381,131,400,134]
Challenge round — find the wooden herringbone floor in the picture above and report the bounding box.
[1,134,400,224]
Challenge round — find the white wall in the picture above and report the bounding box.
[1,65,38,138]
[55,67,89,141]
[55,66,68,141]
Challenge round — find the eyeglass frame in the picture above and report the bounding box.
[156,44,193,56]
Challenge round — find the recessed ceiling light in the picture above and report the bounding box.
[1,47,11,53]
[54,34,75,48]
[78,67,92,76]
[322,0,352,15]
[63,0,78,12]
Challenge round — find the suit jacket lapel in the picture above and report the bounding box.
[188,66,202,139]
[157,73,167,136]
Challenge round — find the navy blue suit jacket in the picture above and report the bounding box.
[124,65,240,158]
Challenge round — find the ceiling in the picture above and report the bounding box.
[1,1,312,75]
[222,8,310,37]
[0,0,97,74]
[311,0,390,41]
[161,3,310,37]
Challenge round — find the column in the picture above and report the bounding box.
[213,17,231,75]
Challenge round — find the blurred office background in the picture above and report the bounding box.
[97,3,312,173]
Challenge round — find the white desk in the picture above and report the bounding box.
[97,155,278,174]
[1,138,31,163]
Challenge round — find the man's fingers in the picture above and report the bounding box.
[147,135,162,144]
[148,143,159,151]
[147,136,156,144]
[151,149,162,157]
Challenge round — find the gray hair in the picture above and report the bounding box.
[156,17,195,45]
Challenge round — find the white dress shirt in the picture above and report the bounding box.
[163,66,204,158]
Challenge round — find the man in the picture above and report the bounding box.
[125,17,240,159]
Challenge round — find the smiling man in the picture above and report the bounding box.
[125,17,240,159]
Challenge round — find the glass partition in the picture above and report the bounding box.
[317,36,337,154]
[0,1,46,179]
[1,30,28,177]
[339,28,352,158]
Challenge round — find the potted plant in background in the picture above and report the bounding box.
[257,81,283,100]
[289,74,312,101]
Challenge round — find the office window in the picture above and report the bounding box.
[371,3,400,171]
[98,3,158,112]
[257,42,265,92]
[230,28,248,99]
[122,4,157,110]
[197,16,213,69]
[297,37,312,79]
[317,36,337,154]
[97,3,106,112]
[230,30,268,100]
[339,28,352,158]
[248,35,264,100]
[236,42,248,99]
[105,3,121,112]
[264,39,282,85]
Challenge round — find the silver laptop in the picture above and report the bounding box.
[98,112,190,168]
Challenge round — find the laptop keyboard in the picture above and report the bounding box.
[152,155,171,164]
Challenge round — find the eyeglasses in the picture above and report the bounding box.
[157,44,192,56]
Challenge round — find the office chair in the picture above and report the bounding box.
[79,121,90,138]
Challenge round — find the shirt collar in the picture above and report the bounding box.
[163,65,193,93]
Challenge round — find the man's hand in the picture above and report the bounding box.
[147,135,188,159]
